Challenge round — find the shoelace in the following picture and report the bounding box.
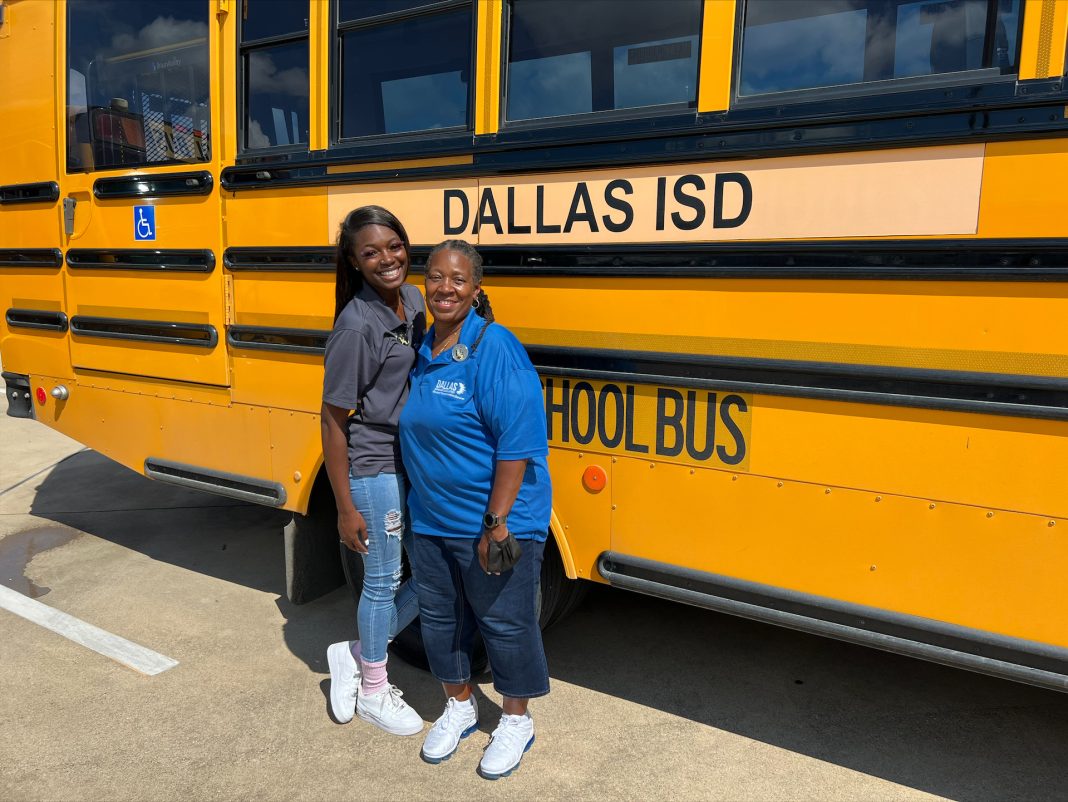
[488,715,529,750]
[434,697,466,731]
[382,685,407,711]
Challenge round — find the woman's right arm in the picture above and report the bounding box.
[321,402,368,554]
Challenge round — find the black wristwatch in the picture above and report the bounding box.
[483,511,507,530]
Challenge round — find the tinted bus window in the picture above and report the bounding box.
[338,5,472,139]
[67,0,210,171]
[739,0,1023,98]
[240,0,309,42]
[240,3,309,151]
[505,0,702,124]
[338,0,442,20]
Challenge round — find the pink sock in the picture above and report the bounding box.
[360,658,389,697]
[349,640,361,662]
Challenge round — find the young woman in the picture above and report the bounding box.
[322,206,426,736]
[399,240,552,779]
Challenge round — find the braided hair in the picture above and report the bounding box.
[426,239,495,323]
[333,205,411,322]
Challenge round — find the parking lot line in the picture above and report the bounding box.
[0,585,178,675]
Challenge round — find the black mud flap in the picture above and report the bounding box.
[3,372,33,419]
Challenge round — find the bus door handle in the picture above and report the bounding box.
[63,197,76,236]
[63,191,92,240]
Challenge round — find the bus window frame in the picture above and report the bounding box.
[236,4,310,156]
[495,0,705,134]
[729,0,1029,111]
[328,0,477,149]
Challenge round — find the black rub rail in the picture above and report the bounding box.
[0,181,60,205]
[598,552,1068,693]
[66,249,216,272]
[5,308,68,332]
[70,316,218,348]
[93,171,214,200]
[0,249,63,268]
[528,345,1068,422]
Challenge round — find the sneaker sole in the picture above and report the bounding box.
[477,734,535,780]
[356,710,424,737]
[326,645,356,725]
[420,721,479,764]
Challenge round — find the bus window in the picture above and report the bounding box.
[336,1,473,140]
[67,0,210,172]
[738,0,1023,99]
[504,0,702,124]
[240,1,309,152]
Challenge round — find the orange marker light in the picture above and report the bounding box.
[582,465,607,493]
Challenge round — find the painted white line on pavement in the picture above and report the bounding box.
[0,585,178,675]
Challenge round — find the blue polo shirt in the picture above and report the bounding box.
[399,312,551,540]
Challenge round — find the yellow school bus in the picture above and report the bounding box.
[4,0,1068,689]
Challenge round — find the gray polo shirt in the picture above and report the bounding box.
[322,282,426,476]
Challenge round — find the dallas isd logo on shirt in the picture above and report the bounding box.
[432,379,467,400]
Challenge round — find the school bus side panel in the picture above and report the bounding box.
[0,0,67,381]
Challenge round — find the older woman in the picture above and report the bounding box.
[321,206,425,736]
[400,239,552,779]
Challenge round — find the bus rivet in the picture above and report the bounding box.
[875,496,882,502]
[611,457,617,463]
[986,511,994,518]
[293,472,302,483]
[732,475,738,481]
[825,488,831,494]
[649,463,654,469]
[929,503,936,509]
[777,481,783,488]
[611,504,617,510]
[870,565,877,571]
[689,469,695,475]
[1049,520,1056,527]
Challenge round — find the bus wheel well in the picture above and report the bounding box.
[283,469,346,604]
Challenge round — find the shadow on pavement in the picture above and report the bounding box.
[543,584,1068,802]
[24,449,355,675]
[25,449,1068,800]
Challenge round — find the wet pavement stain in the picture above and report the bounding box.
[0,526,81,598]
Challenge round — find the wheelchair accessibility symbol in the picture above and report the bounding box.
[134,205,156,241]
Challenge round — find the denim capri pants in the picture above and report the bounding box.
[412,533,550,699]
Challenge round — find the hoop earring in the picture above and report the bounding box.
[473,294,482,311]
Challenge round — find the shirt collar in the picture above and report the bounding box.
[419,310,486,364]
[356,282,415,332]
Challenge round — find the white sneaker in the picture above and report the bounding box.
[478,713,535,780]
[326,641,360,724]
[356,684,424,736]
[421,695,479,764]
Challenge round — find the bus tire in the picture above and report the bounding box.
[283,474,346,604]
[539,537,588,629]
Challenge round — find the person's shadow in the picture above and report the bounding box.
[22,449,1068,800]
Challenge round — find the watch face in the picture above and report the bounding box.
[483,512,497,528]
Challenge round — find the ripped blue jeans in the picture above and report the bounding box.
[348,471,420,663]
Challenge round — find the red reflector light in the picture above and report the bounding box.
[582,465,607,493]
[35,387,47,405]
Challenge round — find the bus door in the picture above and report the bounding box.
[0,0,68,402]
[59,1,227,388]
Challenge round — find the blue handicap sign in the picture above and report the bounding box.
[134,205,156,241]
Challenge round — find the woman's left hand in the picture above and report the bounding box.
[479,524,510,574]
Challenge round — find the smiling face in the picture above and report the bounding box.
[351,224,409,296]
[424,248,480,330]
